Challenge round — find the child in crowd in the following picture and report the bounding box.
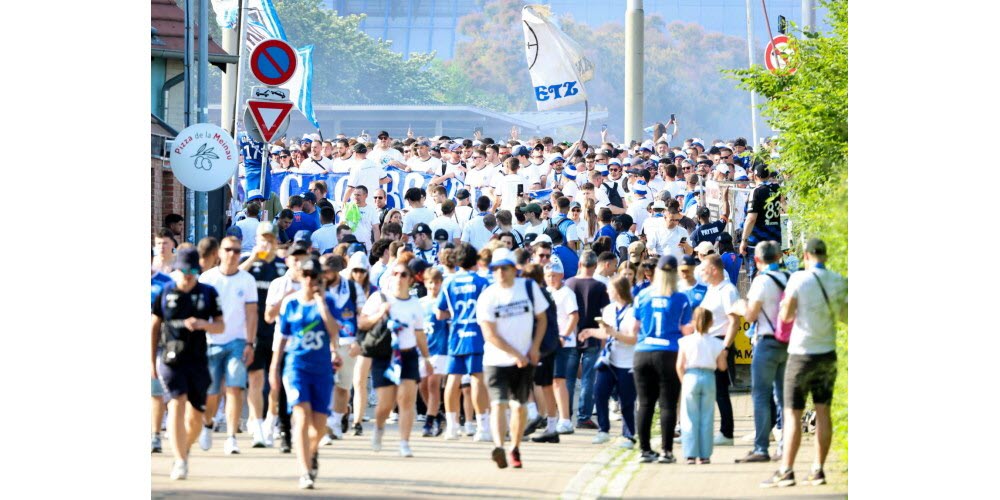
[676,307,728,465]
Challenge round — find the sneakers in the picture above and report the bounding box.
[473,429,492,442]
[638,451,659,463]
[806,468,826,486]
[251,424,266,449]
[657,451,677,464]
[713,433,734,446]
[262,418,274,447]
[320,434,336,446]
[224,435,240,454]
[342,413,350,434]
[610,412,622,422]
[434,422,444,437]
[531,431,560,443]
[280,431,292,453]
[198,425,213,451]
[353,422,364,436]
[592,431,611,444]
[760,469,796,488]
[445,425,462,440]
[510,447,522,468]
[417,414,427,423]
[617,437,635,450]
[372,428,384,452]
[555,421,575,435]
[464,422,476,436]
[735,451,771,463]
[299,473,315,490]
[576,419,599,430]
[523,416,546,436]
[400,441,414,457]
[170,460,187,480]
[491,446,508,469]
[151,434,162,453]
[387,412,399,424]
[421,425,434,438]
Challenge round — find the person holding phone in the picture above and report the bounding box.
[272,258,341,489]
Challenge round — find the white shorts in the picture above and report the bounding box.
[419,354,449,379]
[334,344,358,391]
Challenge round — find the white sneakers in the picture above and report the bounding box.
[170,460,188,480]
[198,426,212,451]
[371,428,384,452]
[386,412,399,424]
[250,420,266,448]
[555,420,575,434]
[617,437,635,449]
[445,425,462,440]
[713,433,735,446]
[224,435,240,454]
[464,422,476,436]
[299,473,315,489]
[319,434,336,446]
[473,429,492,442]
[592,432,611,444]
[399,441,414,457]
[262,417,274,447]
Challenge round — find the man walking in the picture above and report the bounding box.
[563,251,610,429]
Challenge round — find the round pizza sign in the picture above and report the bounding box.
[170,123,238,192]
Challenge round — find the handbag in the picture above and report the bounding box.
[357,293,393,358]
[761,272,794,343]
[163,339,186,366]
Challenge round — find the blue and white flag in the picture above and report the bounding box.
[522,5,593,111]
[245,0,320,129]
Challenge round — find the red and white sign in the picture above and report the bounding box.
[249,39,298,86]
[246,100,293,143]
[764,35,796,75]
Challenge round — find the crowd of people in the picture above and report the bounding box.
[151,125,847,490]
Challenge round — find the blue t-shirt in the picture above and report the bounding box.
[421,294,449,356]
[551,214,576,244]
[552,244,579,280]
[690,220,726,246]
[437,270,489,355]
[633,288,692,352]
[597,224,618,244]
[279,293,339,376]
[632,279,650,299]
[721,252,742,287]
[151,272,174,311]
[684,283,708,308]
[287,210,321,237]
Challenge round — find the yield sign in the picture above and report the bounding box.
[246,99,293,143]
[764,34,796,75]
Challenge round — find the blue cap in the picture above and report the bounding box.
[348,242,367,256]
[638,147,653,153]
[247,189,264,202]
[299,137,313,144]
[657,255,678,270]
[418,140,431,147]
[550,155,565,163]
[174,248,201,273]
[448,143,462,152]
[511,145,530,157]
[633,180,648,195]
[294,230,312,244]
[226,226,243,239]
[736,175,750,181]
[301,191,317,203]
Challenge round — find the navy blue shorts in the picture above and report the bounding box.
[447,353,484,375]
[534,351,557,386]
[371,349,420,388]
[158,358,211,413]
[554,346,575,379]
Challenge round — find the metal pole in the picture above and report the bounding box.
[624,0,644,146]
[184,0,196,244]
[802,0,816,32]
[745,0,759,147]
[197,0,211,240]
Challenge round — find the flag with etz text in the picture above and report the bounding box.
[521,5,594,111]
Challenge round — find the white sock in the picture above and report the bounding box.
[478,412,490,432]
[446,412,458,428]
[527,402,538,420]
[547,417,558,433]
[256,418,265,435]
[558,418,571,427]
[331,412,343,431]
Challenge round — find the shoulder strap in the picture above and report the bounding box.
[348,279,358,312]
[765,272,788,290]
[812,272,837,321]
[524,278,534,315]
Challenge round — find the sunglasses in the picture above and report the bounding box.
[180,268,200,275]
[392,271,412,278]
[373,196,385,199]
[222,247,240,253]
[571,208,582,212]
[536,253,552,259]
[609,168,621,173]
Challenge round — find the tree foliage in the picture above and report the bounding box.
[727,0,848,467]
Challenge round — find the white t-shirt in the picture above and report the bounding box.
[495,173,528,212]
[522,221,547,237]
[678,334,725,370]
[347,158,386,195]
[454,204,475,229]
[627,197,652,234]
[647,177,667,196]
[370,146,403,168]
[461,215,495,250]
[747,270,789,337]
[198,268,258,345]
[361,292,425,350]
[235,218,260,252]
[406,155,442,174]
[464,165,496,192]
[521,163,546,187]
[700,281,740,339]
[601,303,636,368]
[266,274,301,350]
[547,286,579,348]
[431,215,462,242]
[561,179,580,199]
[647,223,688,258]
[402,206,436,235]
[477,278,550,367]
[785,268,847,355]
[331,154,355,174]
[351,204,380,248]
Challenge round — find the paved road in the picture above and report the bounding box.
[152,394,846,498]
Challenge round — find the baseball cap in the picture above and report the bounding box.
[754,164,772,178]
[455,189,471,200]
[299,257,321,277]
[488,248,517,269]
[289,240,312,256]
[348,242,367,256]
[735,175,750,181]
[679,255,698,270]
[293,230,312,244]
[694,241,715,255]
[628,241,646,264]
[410,223,433,236]
[247,189,265,202]
[657,255,678,271]
[347,251,370,273]
[433,229,450,242]
[418,140,431,147]
[544,261,564,274]
[535,234,552,245]
[270,146,283,154]
[377,130,390,139]
[805,238,827,256]
[352,143,368,154]
[340,234,359,244]
[511,145,530,157]
[225,226,243,239]
[550,155,565,164]
[569,201,582,210]
[299,137,313,145]
[408,258,432,275]
[523,233,539,245]
[651,200,667,210]
[174,248,201,273]
[256,221,277,238]
[626,168,643,175]
[519,203,542,215]
[448,143,462,152]
[638,146,652,153]
[301,192,317,204]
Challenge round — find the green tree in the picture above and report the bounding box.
[728,0,849,468]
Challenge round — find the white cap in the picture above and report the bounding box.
[347,251,370,273]
[651,200,667,210]
[535,234,553,245]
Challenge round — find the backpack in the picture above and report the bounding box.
[617,232,638,259]
[760,271,793,343]
[523,278,561,356]
[604,182,624,208]
[357,292,393,358]
[554,216,575,241]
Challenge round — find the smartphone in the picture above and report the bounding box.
[670,113,675,121]
[601,124,608,133]
[679,237,688,244]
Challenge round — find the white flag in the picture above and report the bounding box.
[522,5,594,111]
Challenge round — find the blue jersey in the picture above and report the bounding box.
[632,280,650,299]
[151,272,174,311]
[279,293,339,376]
[437,270,489,355]
[721,252,742,287]
[421,295,449,356]
[552,245,579,280]
[287,210,321,237]
[684,283,708,308]
[690,220,726,246]
[633,288,692,352]
[239,132,267,193]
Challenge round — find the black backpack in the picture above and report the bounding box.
[604,182,625,208]
[357,292,393,358]
[524,279,561,356]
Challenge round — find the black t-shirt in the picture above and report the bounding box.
[564,277,610,351]
[240,255,288,338]
[152,282,223,363]
[747,182,782,245]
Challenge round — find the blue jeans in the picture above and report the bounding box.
[681,368,716,460]
[751,335,788,455]
[563,346,600,423]
[206,339,249,396]
[594,364,636,438]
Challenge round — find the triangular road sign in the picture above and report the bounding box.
[246,100,294,143]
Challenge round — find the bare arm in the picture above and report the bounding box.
[723,313,740,348]
[745,299,763,324]
[716,348,728,371]
[740,213,758,254]
[358,300,390,331]
[245,303,258,345]
[779,293,797,323]
[675,349,686,381]
[151,315,162,378]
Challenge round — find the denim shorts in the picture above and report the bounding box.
[206,338,249,395]
[554,346,574,379]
